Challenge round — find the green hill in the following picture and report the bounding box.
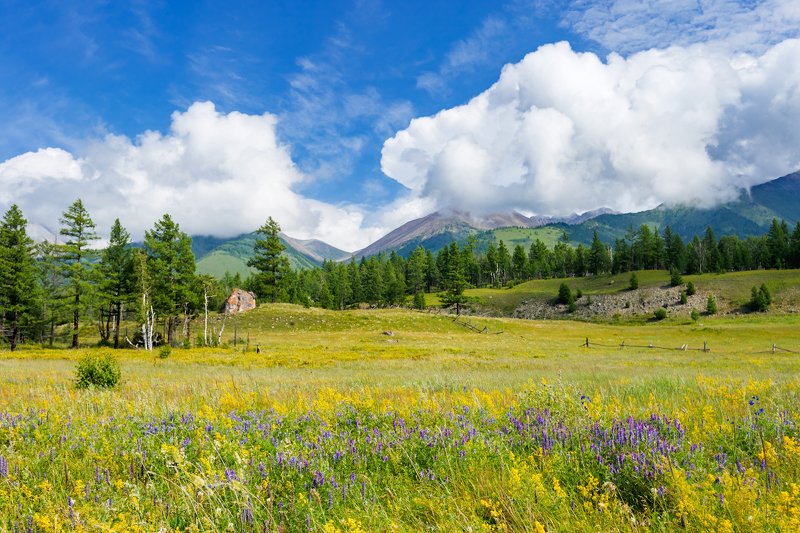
[194,232,337,278]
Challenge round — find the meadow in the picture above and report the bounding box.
[2,304,800,531]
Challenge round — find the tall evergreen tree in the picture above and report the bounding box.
[248,217,290,303]
[97,219,135,348]
[511,244,528,281]
[144,214,196,345]
[35,240,63,346]
[789,222,800,269]
[588,230,611,275]
[0,205,38,351]
[406,246,427,296]
[440,242,468,315]
[59,199,98,348]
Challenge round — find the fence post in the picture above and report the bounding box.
[772,344,777,354]
[585,337,589,348]
[703,341,708,352]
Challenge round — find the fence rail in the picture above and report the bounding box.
[579,337,800,354]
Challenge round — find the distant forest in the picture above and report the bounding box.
[2,200,800,351]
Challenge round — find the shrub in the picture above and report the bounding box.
[567,301,577,313]
[706,294,717,315]
[749,284,772,312]
[629,273,639,290]
[75,354,121,389]
[557,283,573,305]
[690,309,700,321]
[669,268,683,287]
[686,281,696,296]
[159,345,172,359]
[653,307,668,320]
[575,289,583,299]
[680,291,687,305]
[413,291,426,310]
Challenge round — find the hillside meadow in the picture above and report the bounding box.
[2,303,800,531]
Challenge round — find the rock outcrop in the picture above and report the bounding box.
[223,288,257,314]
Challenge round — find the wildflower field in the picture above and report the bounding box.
[2,305,800,531]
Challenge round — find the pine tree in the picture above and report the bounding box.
[35,240,63,347]
[97,219,135,348]
[248,217,290,303]
[406,246,427,296]
[59,199,98,348]
[511,244,528,281]
[144,214,196,345]
[588,230,610,275]
[440,242,468,315]
[0,205,38,351]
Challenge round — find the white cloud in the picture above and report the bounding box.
[382,40,800,216]
[564,0,800,56]
[0,102,388,251]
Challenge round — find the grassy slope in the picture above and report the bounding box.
[463,269,800,316]
[195,232,319,278]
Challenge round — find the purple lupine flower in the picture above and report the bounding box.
[0,456,7,478]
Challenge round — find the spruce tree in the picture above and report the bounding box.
[144,214,196,345]
[0,205,38,351]
[59,199,98,348]
[97,219,135,348]
[589,230,610,275]
[247,216,290,303]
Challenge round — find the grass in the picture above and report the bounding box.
[465,268,800,316]
[489,226,567,250]
[3,303,800,530]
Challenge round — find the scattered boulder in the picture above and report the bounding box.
[223,288,257,314]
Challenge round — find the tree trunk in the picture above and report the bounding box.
[72,291,79,349]
[113,301,122,349]
[10,312,18,352]
[203,288,209,346]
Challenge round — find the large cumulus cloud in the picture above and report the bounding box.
[0,102,389,251]
[381,40,800,216]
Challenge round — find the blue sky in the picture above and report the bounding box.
[1,1,799,250]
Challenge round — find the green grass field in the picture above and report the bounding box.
[464,268,800,317]
[3,297,800,530]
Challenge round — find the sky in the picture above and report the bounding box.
[1,0,799,251]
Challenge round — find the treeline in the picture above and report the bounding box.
[236,220,800,311]
[3,198,800,350]
[0,201,232,351]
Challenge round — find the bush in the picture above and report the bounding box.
[686,281,696,296]
[706,294,717,315]
[75,354,121,389]
[575,289,583,299]
[159,345,172,359]
[690,309,700,321]
[557,283,573,305]
[413,291,426,310]
[567,301,577,313]
[669,268,683,287]
[629,273,639,290]
[653,307,668,320]
[679,291,687,305]
[749,284,772,312]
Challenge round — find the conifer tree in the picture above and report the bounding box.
[248,217,290,303]
[144,214,196,345]
[588,230,610,275]
[97,219,135,348]
[59,199,98,348]
[0,205,37,351]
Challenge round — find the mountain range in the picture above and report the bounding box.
[23,170,800,277]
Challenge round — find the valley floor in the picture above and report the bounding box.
[2,306,800,531]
